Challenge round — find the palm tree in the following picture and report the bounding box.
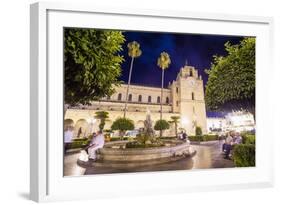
[157,52,171,137]
[123,41,142,118]
[94,111,109,131]
[169,116,180,137]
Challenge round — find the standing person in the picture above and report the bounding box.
[182,131,188,141]
[64,129,73,154]
[88,131,105,161]
[77,127,82,138]
[223,132,234,159]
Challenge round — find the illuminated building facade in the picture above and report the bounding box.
[65,64,208,137]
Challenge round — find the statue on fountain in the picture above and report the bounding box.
[134,108,163,146]
[143,108,155,139]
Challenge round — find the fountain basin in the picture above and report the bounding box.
[77,140,196,168]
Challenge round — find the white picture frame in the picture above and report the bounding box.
[30,2,274,202]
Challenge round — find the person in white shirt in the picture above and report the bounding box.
[64,129,73,153]
[88,131,105,161]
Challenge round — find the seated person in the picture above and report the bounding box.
[233,132,242,144]
[88,131,105,161]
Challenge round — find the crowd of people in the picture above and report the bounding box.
[221,131,242,160]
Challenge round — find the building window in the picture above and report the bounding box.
[138,95,142,102]
[128,94,132,101]
[190,69,193,76]
[118,93,122,101]
[166,97,169,104]
[157,96,160,103]
[192,92,195,100]
[148,96,152,103]
[176,101,179,106]
[176,87,179,93]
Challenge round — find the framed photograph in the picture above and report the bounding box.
[30,2,274,202]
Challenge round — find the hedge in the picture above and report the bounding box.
[188,135,218,142]
[233,144,255,167]
[242,134,255,145]
[69,140,90,149]
[109,137,129,141]
[72,138,89,142]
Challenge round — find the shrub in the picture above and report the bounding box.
[69,140,90,149]
[188,135,218,142]
[110,137,129,141]
[233,144,255,167]
[195,126,202,136]
[111,117,134,137]
[154,120,170,131]
[72,138,88,142]
[203,134,218,141]
[159,136,177,140]
[188,135,203,141]
[244,134,255,145]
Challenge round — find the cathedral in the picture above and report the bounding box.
[65,64,208,137]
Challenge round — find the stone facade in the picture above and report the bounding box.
[65,65,207,137]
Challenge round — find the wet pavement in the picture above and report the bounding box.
[64,140,234,176]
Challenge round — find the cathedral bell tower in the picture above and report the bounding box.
[171,64,207,135]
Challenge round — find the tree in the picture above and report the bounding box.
[205,38,255,118]
[154,119,170,137]
[123,41,142,118]
[169,116,180,137]
[195,126,203,142]
[195,126,202,136]
[111,117,134,138]
[94,111,109,131]
[64,28,125,111]
[157,52,171,137]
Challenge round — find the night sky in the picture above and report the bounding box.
[119,31,244,88]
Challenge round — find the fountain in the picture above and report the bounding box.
[77,109,196,168]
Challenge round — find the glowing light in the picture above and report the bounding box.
[181,117,189,125]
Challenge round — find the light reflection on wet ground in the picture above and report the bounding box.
[63,141,234,176]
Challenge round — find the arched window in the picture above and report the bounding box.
[118,93,122,101]
[166,97,169,104]
[148,96,152,103]
[176,87,179,93]
[157,96,161,103]
[190,69,193,76]
[128,94,132,101]
[192,92,195,100]
[138,95,142,102]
